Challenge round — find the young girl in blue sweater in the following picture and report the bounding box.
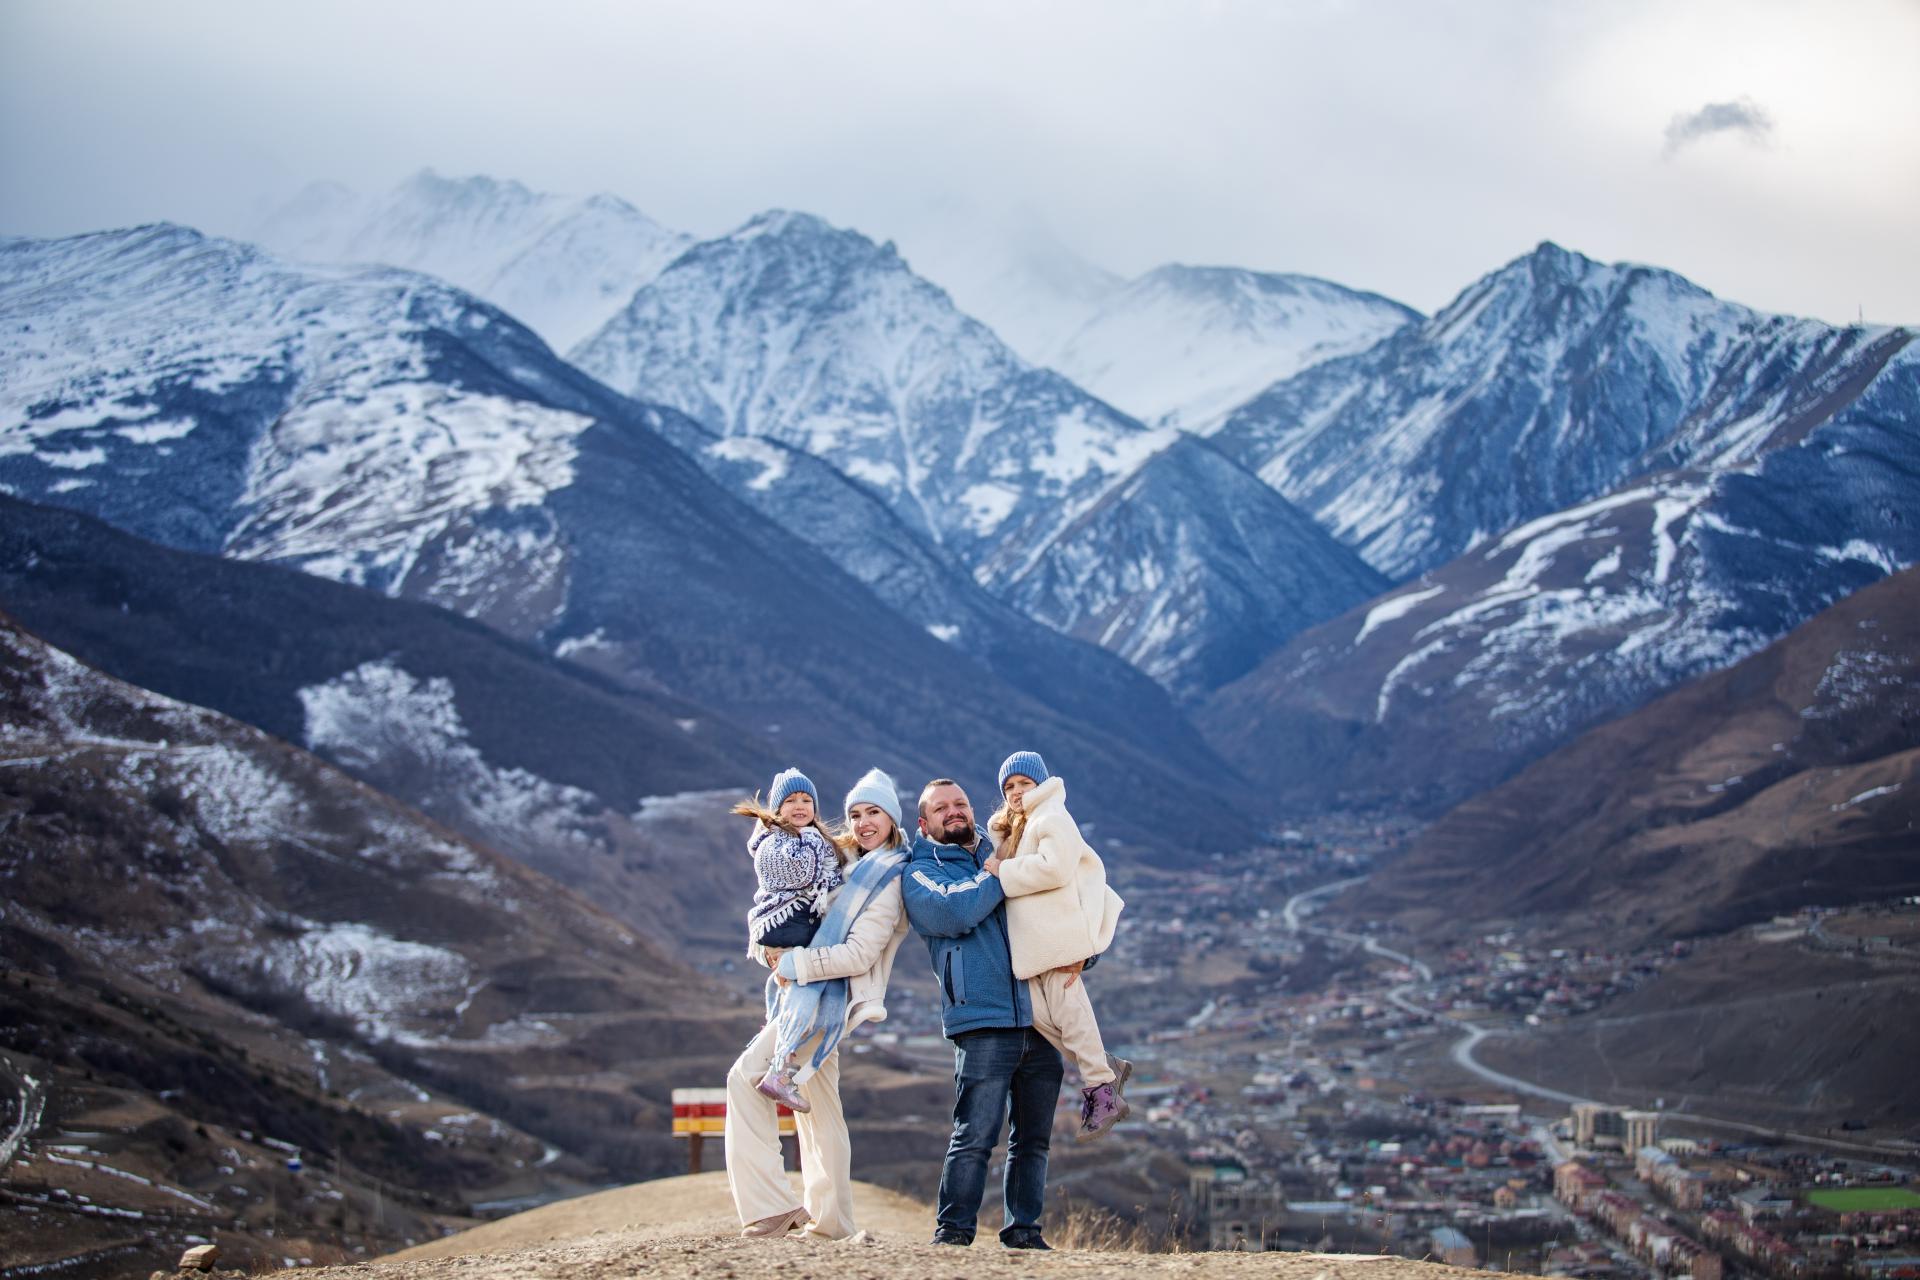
[732,767,843,1110]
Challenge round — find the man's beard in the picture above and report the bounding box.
[936,816,977,847]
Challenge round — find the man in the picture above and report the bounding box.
[901,777,1062,1250]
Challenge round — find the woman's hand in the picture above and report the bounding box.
[1053,959,1086,988]
[982,854,1001,876]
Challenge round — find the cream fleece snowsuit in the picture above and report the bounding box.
[995,776,1124,1086]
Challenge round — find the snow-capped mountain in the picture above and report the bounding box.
[1201,337,1920,814]
[880,197,1418,431]
[1,222,635,628]
[639,408,1234,755]
[252,170,692,351]
[570,210,1389,692]
[1046,265,1419,432]
[996,434,1389,696]
[1214,242,1913,582]
[0,224,1268,853]
[571,210,1175,568]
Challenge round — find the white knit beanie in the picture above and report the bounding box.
[843,768,902,827]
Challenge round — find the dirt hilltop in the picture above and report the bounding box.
[266,1172,1467,1280]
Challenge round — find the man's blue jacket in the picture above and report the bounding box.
[901,830,1032,1038]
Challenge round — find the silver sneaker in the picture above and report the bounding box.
[755,1066,811,1113]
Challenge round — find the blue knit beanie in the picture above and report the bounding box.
[997,750,1050,792]
[769,767,817,810]
[843,768,902,827]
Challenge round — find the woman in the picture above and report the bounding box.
[724,768,913,1238]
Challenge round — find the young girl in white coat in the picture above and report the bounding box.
[984,750,1131,1141]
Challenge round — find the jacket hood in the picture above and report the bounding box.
[912,829,991,865]
[1018,775,1067,820]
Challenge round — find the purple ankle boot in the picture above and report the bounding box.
[1075,1080,1129,1142]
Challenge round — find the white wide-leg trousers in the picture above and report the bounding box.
[723,1022,855,1238]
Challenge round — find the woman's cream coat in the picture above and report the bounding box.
[784,870,910,1028]
[995,776,1124,980]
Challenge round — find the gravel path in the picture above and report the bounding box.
[291,1230,1459,1280]
[268,1173,1464,1280]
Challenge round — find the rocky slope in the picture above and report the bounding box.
[1201,340,1920,814]
[0,612,761,1273]
[1214,242,1915,582]
[641,410,1233,751]
[0,224,1266,853]
[997,434,1388,696]
[0,493,782,951]
[571,211,1382,694]
[1346,566,1920,943]
[1473,925,1920,1141]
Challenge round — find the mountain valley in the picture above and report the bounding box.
[4,168,1919,1276]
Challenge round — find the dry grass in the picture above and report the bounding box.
[1050,1193,1190,1253]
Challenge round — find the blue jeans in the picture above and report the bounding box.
[935,1027,1065,1243]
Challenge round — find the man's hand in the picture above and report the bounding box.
[1054,959,1085,988]
[982,854,1001,876]
[774,972,792,989]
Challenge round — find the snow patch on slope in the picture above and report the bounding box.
[1355,584,1446,646]
[300,661,602,859]
[257,922,472,1046]
[229,386,586,591]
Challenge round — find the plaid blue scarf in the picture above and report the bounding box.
[766,843,908,1074]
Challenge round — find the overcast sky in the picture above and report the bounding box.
[3,0,1916,325]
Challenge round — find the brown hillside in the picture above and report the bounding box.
[1474,924,1920,1137]
[0,613,756,1275]
[1353,566,1920,945]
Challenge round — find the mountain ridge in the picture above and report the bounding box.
[1045,262,1419,433]
[1200,338,1920,815]
[1212,241,1910,582]
[570,208,1397,694]
[0,224,1269,853]
[251,169,693,351]
[1347,565,1920,944]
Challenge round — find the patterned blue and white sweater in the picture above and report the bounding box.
[747,823,844,945]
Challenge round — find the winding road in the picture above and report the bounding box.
[1278,879,1913,1158]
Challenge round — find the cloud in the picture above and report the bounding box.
[1663,97,1775,157]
